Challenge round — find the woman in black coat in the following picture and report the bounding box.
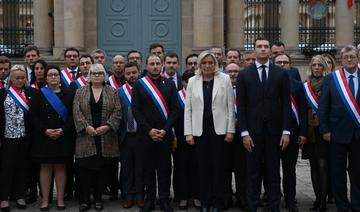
[30,65,75,211]
[0,65,37,211]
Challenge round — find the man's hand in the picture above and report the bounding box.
[158,129,167,140]
[224,133,234,143]
[297,136,307,149]
[280,134,290,150]
[242,135,254,152]
[149,128,161,142]
[185,135,195,145]
[322,132,331,142]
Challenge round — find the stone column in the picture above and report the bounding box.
[63,0,84,50]
[33,0,53,54]
[226,0,244,49]
[335,1,354,48]
[280,1,299,51]
[213,0,224,47]
[53,0,64,59]
[193,0,214,50]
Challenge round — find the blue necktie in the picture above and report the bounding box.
[349,75,355,97]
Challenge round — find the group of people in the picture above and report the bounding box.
[0,39,358,212]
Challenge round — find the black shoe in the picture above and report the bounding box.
[286,205,299,212]
[25,195,37,204]
[79,203,90,212]
[0,207,9,212]
[212,207,221,212]
[64,193,73,201]
[94,202,103,211]
[140,200,155,212]
[200,207,209,212]
[16,199,27,210]
[40,206,49,211]
[159,199,173,212]
[178,200,188,210]
[57,205,66,210]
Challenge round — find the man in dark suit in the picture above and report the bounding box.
[274,54,308,212]
[162,52,183,91]
[132,55,179,212]
[236,38,291,212]
[318,45,360,212]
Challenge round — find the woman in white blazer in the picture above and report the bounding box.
[184,50,235,212]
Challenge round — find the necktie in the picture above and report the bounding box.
[261,64,267,84]
[70,70,76,79]
[127,107,135,132]
[349,75,355,97]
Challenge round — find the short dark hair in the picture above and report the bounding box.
[124,61,139,71]
[0,56,11,68]
[30,59,47,84]
[271,41,285,48]
[254,37,270,48]
[185,53,198,64]
[145,54,162,64]
[182,69,195,82]
[79,54,94,63]
[23,45,40,56]
[226,48,241,57]
[63,47,80,58]
[127,50,142,60]
[149,43,165,54]
[164,52,179,62]
[45,64,61,78]
[273,53,292,65]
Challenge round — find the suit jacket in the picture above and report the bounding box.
[132,76,179,139]
[288,67,302,82]
[73,84,122,158]
[163,71,183,91]
[184,73,235,136]
[236,63,291,136]
[118,83,135,143]
[318,70,360,144]
[290,78,308,139]
[0,87,37,140]
[30,87,75,158]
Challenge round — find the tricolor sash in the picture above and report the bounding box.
[0,81,5,89]
[41,87,68,122]
[304,81,319,113]
[109,75,121,89]
[30,81,39,90]
[7,86,30,112]
[177,88,186,109]
[61,67,76,87]
[290,95,300,126]
[118,82,132,106]
[332,69,360,127]
[139,76,169,120]
[74,76,87,89]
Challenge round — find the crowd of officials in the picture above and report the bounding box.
[0,38,358,212]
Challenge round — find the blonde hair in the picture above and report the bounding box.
[87,63,108,82]
[306,55,330,79]
[195,50,220,76]
[8,64,28,88]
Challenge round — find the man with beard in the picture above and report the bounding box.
[132,55,179,212]
[226,49,241,66]
[162,52,182,91]
[61,47,80,88]
[23,45,40,82]
[69,54,93,90]
[108,55,125,89]
[185,54,198,72]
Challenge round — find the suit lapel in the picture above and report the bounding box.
[250,64,262,88]
[196,75,204,103]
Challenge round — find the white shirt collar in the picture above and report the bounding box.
[255,60,270,69]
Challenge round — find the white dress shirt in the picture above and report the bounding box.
[344,69,358,98]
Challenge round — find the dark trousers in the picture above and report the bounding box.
[78,166,107,204]
[195,121,225,209]
[233,136,247,204]
[224,141,234,204]
[143,136,172,201]
[245,133,281,211]
[329,136,360,211]
[121,133,144,200]
[0,138,30,200]
[65,160,75,198]
[281,138,299,207]
[173,139,199,200]
[107,161,119,195]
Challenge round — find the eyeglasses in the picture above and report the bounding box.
[275,61,290,65]
[47,73,59,78]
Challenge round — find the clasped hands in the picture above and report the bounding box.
[45,128,64,140]
[185,133,234,145]
[86,125,110,137]
[149,128,166,142]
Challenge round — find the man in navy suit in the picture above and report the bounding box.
[236,38,291,212]
[162,52,183,91]
[274,54,308,212]
[318,45,360,212]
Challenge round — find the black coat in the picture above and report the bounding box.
[289,78,308,139]
[30,87,75,159]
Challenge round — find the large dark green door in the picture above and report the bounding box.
[97,0,182,65]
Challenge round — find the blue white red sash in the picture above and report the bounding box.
[290,95,300,126]
[177,88,186,109]
[30,81,39,90]
[41,87,68,121]
[139,76,169,120]
[304,81,319,113]
[109,75,121,89]
[332,69,360,127]
[61,67,76,87]
[118,82,132,106]
[7,86,30,112]
[0,81,5,89]
[74,76,87,89]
